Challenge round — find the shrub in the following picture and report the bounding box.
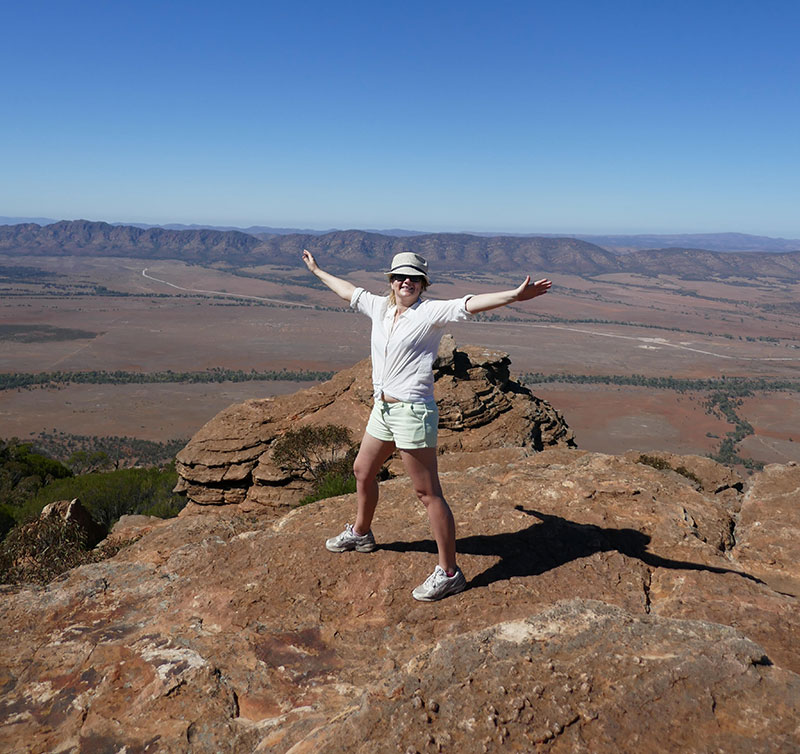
[0,439,73,523]
[0,517,89,584]
[271,424,365,505]
[637,454,671,471]
[271,424,354,482]
[0,516,138,585]
[300,469,358,505]
[0,506,16,540]
[637,455,703,486]
[22,464,185,528]
[673,465,703,487]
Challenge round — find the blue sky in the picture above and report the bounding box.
[2,0,798,236]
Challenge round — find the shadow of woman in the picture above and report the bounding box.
[380,505,765,590]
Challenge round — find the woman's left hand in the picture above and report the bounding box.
[302,249,319,272]
[513,276,552,301]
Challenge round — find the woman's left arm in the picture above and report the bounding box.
[465,277,552,314]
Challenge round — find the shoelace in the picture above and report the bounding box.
[424,567,448,588]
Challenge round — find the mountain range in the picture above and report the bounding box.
[3,217,800,252]
[1,220,800,281]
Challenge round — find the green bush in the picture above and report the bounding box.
[271,425,361,505]
[0,439,73,519]
[272,425,354,481]
[300,469,357,505]
[0,506,15,540]
[23,464,185,528]
[3,441,73,481]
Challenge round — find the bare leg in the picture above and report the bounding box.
[352,432,395,535]
[398,447,457,573]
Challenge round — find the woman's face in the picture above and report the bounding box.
[390,274,425,305]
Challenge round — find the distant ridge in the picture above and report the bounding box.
[128,223,338,237]
[623,247,800,279]
[0,221,618,276]
[143,224,427,238]
[1,220,799,281]
[0,220,262,263]
[567,232,800,254]
[0,216,58,226]
[3,217,797,252]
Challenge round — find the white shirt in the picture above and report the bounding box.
[351,287,473,402]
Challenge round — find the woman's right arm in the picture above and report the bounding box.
[302,250,356,303]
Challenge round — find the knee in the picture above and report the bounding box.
[353,458,374,484]
[415,488,444,508]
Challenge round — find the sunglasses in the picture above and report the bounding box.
[390,274,426,284]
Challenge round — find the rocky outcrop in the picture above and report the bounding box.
[175,338,575,509]
[2,451,798,752]
[328,600,800,753]
[731,460,800,595]
[40,498,107,548]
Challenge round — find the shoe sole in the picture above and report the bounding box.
[325,542,376,553]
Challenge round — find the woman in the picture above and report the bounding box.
[302,249,551,601]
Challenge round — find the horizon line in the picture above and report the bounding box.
[2,215,799,242]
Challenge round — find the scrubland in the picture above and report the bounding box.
[1,254,798,467]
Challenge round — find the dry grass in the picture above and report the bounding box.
[0,517,139,586]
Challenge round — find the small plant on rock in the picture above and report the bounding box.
[637,454,703,487]
[272,424,359,504]
[271,424,354,481]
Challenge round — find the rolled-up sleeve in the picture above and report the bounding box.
[423,295,475,325]
[350,286,365,310]
[351,288,387,320]
[456,294,474,318]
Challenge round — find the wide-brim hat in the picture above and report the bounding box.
[384,252,429,284]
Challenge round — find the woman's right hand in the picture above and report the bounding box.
[302,249,318,272]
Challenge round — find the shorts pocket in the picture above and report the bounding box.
[408,402,429,420]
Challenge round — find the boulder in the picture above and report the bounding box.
[175,339,575,508]
[40,498,107,548]
[106,514,165,543]
[0,499,107,586]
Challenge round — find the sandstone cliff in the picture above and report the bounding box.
[175,337,575,509]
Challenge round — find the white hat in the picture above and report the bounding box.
[385,252,429,283]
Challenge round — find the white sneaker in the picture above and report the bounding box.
[412,565,466,601]
[325,523,376,553]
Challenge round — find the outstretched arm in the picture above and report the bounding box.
[465,276,552,314]
[302,250,357,303]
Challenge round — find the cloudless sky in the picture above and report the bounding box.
[2,0,798,236]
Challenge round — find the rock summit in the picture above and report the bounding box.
[2,347,799,752]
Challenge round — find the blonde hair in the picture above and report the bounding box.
[389,279,429,307]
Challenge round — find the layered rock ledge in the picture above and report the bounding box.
[175,337,575,509]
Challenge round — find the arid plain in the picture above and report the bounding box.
[1,253,799,466]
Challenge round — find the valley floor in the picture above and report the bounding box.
[2,255,799,466]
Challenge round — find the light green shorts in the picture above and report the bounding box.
[365,399,439,449]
